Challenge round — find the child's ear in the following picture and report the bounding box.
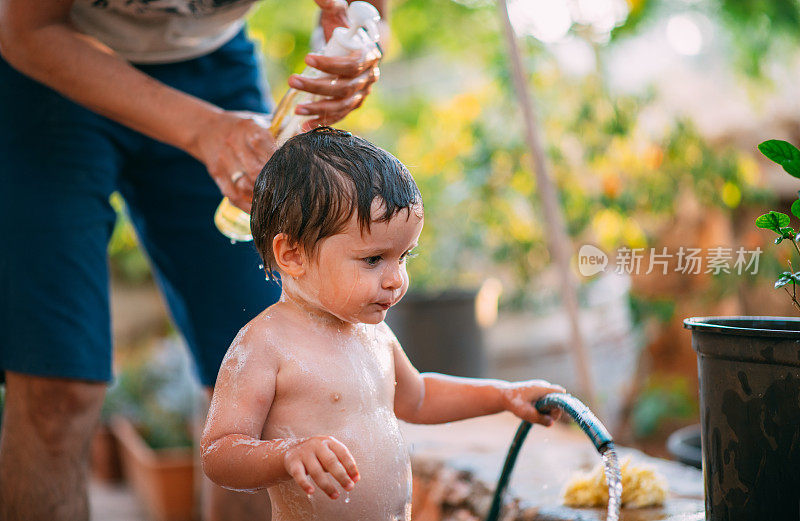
[272,233,306,277]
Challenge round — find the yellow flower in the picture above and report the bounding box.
[721,182,741,208]
[592,209,623,250]
[601,171,621,199]
[738,155,760,186]
[643,145,664,170]
[266,32,295,59]
[623,220,647,249]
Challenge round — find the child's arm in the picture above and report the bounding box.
[390,332,564,426]
[200,327,359,498]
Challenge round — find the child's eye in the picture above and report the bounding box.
[400,251,418,263]
[364,256,382,266]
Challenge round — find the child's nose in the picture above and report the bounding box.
[382,264,404,290]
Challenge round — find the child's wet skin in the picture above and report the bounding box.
[201,203,421,521]
[202,180,564,520]
[264,324,412,520]
[281,198,422,326]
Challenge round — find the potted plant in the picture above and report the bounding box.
[683,139,800,520]
[111,416,195,521]
[90,399,124,483]
[107,337,200,521]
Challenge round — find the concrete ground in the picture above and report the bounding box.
[404,413,703,521]
[89,480,148,521]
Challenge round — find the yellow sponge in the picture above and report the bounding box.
[562,457,668,508]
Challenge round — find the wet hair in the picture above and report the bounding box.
[250,126,422,275]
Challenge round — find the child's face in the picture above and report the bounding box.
[294,199,424,325]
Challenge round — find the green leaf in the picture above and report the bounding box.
[758,140,800,179]
[791,199,800,220]
[780,226,796,239]
[776,237,784,244]
[756,211,791,232]
[775,271,800,289]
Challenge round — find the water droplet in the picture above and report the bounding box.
[259,264,264,270]
[230,239,236,245]
[344,491,350,504]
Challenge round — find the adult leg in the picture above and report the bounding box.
[121,162,276,521]
[0,55,125,520]
[125,32,280,521]
[0,373,105,521]
[202,476,271,521]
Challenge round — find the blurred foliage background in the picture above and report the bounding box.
[106,0,800,447]
[244,0,785,299]
[111,0,793,295]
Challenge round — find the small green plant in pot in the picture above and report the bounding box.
[683,139,800,520]
[755,139,800,311]
[106,337,198,449]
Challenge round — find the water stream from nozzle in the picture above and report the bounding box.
[485,393,621,521]
[601,444,622,521]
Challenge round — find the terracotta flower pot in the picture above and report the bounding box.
[111,416,197,521]
[90,423,123,483]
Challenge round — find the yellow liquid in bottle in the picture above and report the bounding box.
[214,197,253,242]
[216,4,380,243]
[213,94,302,243]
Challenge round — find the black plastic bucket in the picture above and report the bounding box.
[684,316,800,520]
[667,423,702,469]
[385,289,486,377]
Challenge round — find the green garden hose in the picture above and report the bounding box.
[485,393,614,521]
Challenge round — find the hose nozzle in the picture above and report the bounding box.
[535,392,613,453]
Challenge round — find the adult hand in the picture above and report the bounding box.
[315,0,349,41]
[289,0,382,129]
[290,47,381,129]
[190,110,277,213]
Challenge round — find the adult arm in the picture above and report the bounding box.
[390,330,565,425]
[0,0,274,212]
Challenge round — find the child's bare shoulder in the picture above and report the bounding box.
[219,303,294,375]
[376,321,401,349]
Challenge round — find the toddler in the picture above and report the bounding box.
[201,127,565,521]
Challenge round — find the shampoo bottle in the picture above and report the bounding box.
[214,1,381,242]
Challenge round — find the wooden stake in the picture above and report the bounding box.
[497,0,598,410]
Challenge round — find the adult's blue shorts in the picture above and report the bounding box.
[0,30,281,387]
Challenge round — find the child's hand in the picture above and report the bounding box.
[283,436,360,499]
[501,380,566,426]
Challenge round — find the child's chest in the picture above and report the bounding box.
[275,333,396,413]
